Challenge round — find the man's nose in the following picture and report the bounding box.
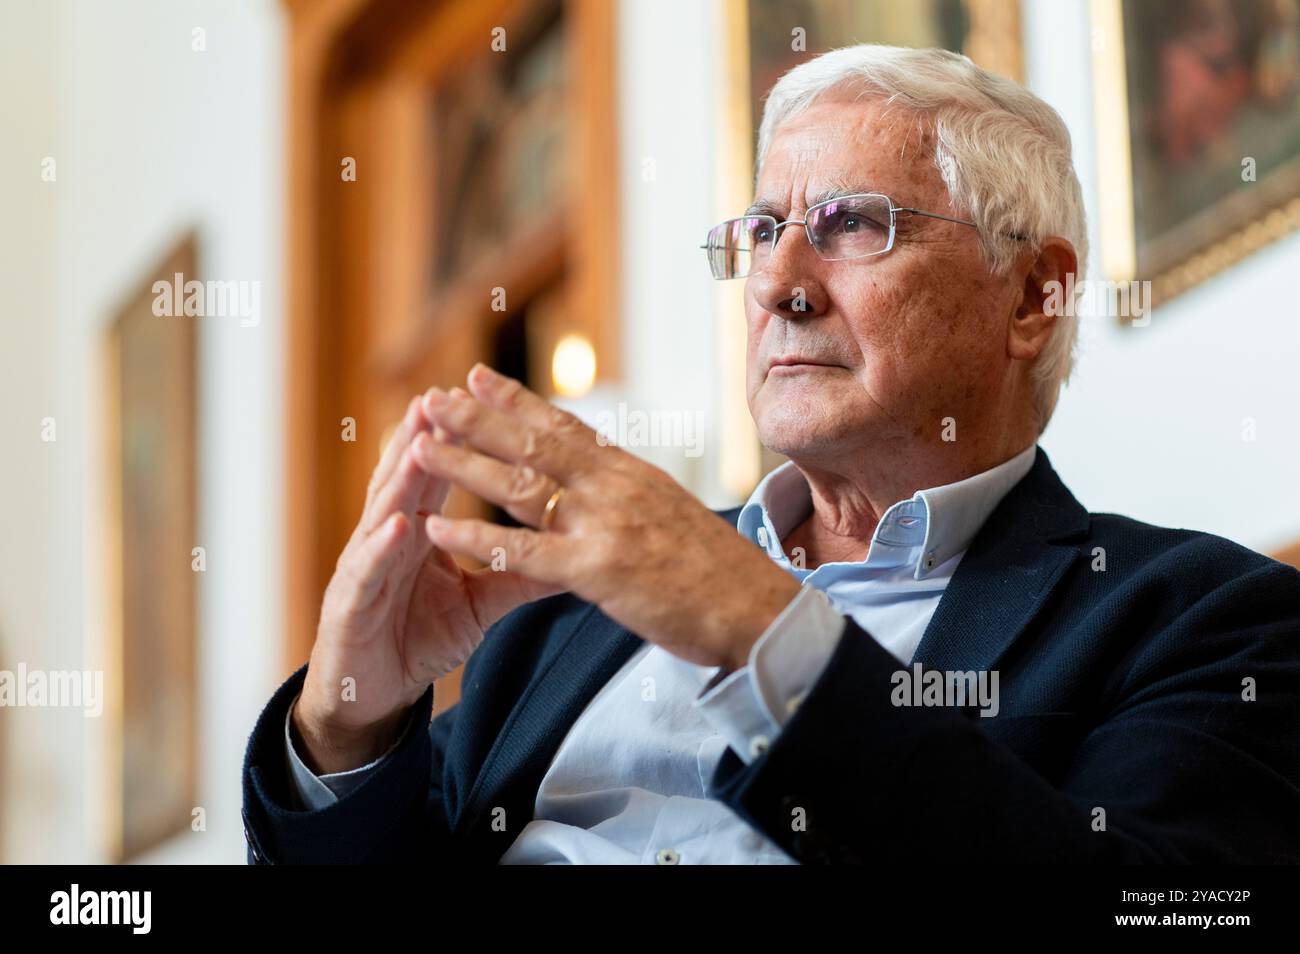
[748,223,829,320]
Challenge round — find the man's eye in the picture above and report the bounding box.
[829,211,885,233]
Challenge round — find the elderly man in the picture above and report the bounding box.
[242,45,1300,864]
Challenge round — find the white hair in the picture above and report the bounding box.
[756,45,1088,433]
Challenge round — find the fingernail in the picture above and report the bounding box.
[448,386,468,401]
[424,387,446,408]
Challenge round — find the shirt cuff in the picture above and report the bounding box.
[283,691,411,811]
[692,584,846,765]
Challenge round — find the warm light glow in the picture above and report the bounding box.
[551,334,597,397]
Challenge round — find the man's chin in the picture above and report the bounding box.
[754,413,845,461]
[750,379,865,458]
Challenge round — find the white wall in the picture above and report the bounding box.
[0,0,77,865]
[613,0,733,505]
[0,0,284,863]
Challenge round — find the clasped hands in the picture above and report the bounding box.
[413,363,801,672]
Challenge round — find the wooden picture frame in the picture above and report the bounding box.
[745,0,1024,137]
[102,234,200,861]
[1092,0,1300,311]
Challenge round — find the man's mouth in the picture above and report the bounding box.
[767,356,842,374]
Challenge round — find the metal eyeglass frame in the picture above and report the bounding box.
[700,191,1014,279]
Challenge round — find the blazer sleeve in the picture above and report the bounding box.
[241,663,455,864]
[706,559,1300,863]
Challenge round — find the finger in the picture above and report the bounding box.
[465,365,607,475]
[340,511,410,609]
[425,386,594,483]
[388,425,463,605]
[464,566,566,630]
[368,396,420,505]
[368,392,435,508]
[364,441,430,534]
[413,422,458,517]
[411,433,559,528]
[466,363,574,432]
[424,513,561,583]
[430,427,456,510]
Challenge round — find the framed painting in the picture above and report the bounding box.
[102,234,200,860]
[745,0,1025,139]
[430,0,567,287]
[1093,0,1300,309]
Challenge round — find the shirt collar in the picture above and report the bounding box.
[736,443,1038,580]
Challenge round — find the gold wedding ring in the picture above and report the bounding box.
[539,487,565,532]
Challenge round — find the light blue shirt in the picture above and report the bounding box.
[284,443,1038,863]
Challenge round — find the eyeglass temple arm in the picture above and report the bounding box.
[893,207,976,227]
[895,207,1029,241]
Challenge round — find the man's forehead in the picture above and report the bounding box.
[751,154,910,211]
[786,136,834,165]
[773,90,921,146]
[754,103,936,210]
[748,175,866,215]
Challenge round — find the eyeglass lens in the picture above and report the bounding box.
[705,194,894,279]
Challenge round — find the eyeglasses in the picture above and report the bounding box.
[702,192,995,280]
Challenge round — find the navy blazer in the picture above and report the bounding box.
[242,446,1300,864]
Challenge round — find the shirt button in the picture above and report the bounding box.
[756,526,769,547]
[749,735,771,758]
[923,551,936,570]
[655,848,680,865]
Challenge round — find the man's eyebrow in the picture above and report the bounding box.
[744,185,874,218]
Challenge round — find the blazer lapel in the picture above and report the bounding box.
[911,446,1090,674]
[459,607,642,835]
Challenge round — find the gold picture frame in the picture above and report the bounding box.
[102,234,200,861]
[1092,0,1300,312]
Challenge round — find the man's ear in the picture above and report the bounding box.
[1009,237,1079,361]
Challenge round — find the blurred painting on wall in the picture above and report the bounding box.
[1095,0,1300,305]
[746,0,1024,135]
[103,234,199,860]
[431,0,567,287]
